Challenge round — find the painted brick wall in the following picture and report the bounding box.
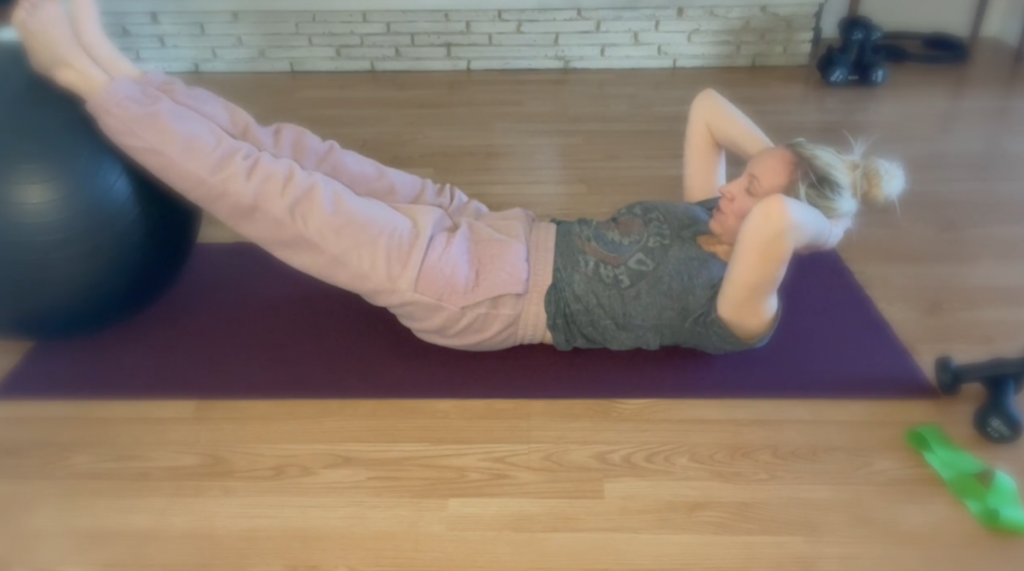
[103,5,820,73]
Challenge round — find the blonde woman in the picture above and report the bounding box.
[10,0,905,354]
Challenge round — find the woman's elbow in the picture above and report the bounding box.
[692,88,722,111]
[696,87,722,101]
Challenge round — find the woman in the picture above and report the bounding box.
[10,0,905,354]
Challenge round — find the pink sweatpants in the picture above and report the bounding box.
[83,73,557,351]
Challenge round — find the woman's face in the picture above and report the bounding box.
[708,146,798,244]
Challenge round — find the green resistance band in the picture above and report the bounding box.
[907,424,1024,534]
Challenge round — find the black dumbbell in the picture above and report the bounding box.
[936,355,1024,444]
[817,18,867,86]
[817,45,850,85]
[818,16,889,87]
[854,23,888,86]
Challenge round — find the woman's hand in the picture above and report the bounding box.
[822,216,853,250]
[793,205,851,253]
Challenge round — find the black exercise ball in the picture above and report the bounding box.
[0,43,200,340]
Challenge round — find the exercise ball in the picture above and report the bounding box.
[0,43,201,340]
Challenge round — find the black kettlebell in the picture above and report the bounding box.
[936,355,1024,444]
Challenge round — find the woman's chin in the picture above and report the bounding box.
[708,216,721,235]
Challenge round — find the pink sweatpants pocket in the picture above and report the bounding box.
[414,218,531,310]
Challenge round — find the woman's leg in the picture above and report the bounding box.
[15,0,541,352]
[89,78,454,309]
[16,0,447,308]
[67,0,489,222]
[146,75,491,221]
[68,0,140,81]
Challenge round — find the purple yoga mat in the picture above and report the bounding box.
[0,242,933,400]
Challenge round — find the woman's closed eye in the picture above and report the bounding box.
[747,173,761,197]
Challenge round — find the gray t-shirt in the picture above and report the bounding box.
[543,198,775,354]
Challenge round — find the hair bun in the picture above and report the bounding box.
[857,156,906,206]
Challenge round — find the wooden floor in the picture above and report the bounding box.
[4,41,1024,570]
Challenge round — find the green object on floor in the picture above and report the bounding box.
[907,424,1024,534]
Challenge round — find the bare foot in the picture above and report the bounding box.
[12,0,110,99]
[69,0,140,79]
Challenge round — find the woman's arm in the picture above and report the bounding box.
[683,89,776,203]
[715,194,849,341]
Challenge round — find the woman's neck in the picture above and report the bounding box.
[697,234,732,262]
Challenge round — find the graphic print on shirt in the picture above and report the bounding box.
[570,202,672,290]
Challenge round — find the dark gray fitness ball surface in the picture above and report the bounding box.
[0,43,200,340]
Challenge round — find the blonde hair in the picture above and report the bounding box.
[783,138,906,220]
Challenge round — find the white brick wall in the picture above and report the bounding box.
[106,13,155,25]
[471,22,518,33]
[126,24,202,36]
[138,47,214,61]
[157,13,235,24]
[113,36,163,49]
[366,11,448,22]
[362,34,413,46]
[340,47,398,59]
[311,12,363,23]
[660,44,740,56]
[310,36,363,46]
[605,45,660,57]
[299,23,388,34]
[492,34,556,45]
[415,34,490,46]
[520,21,599,33]
[103,4,820,73]
[264,47,336,59]
[599,21,657,32]
[581,9,678,20]
[241,35,313,46]
[163,35,239,48]
[241,11,316,23]
[216,48,261,60]
[390,22,468,33]
[447,11,500,22]
[502,10,580,21]
[558,32,634,45]
[399,47,449,58]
